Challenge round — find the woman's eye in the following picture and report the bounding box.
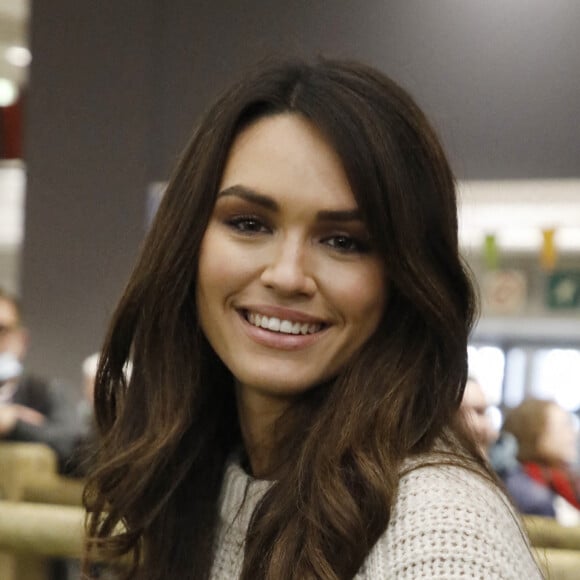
[226,216,269,234]
[324,235,369,253]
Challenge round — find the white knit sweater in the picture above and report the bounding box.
[210,457,543,579]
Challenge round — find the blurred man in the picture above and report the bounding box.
[460,376,499,455]
[0,287,79,468]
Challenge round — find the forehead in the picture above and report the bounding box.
[220,113,356,210]
[0,298,19,324]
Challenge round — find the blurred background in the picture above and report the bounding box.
[0,0,579,421]
[0,3,578,577]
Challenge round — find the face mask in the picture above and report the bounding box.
[0,351,22,383]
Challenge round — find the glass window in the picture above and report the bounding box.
[467,345,505,406]
[503,348,527,408]
[530,348,580,411]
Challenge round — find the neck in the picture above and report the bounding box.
[235,384,290,479]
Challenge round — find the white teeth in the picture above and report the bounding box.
[280,320,293,333]
[245,312,321,335]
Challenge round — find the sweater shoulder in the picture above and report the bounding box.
[361,463,544,579]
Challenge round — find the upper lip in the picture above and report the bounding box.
[238,304,328,324]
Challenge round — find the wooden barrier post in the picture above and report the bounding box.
[0,442,78,580]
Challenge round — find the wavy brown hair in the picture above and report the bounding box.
[84,58,479,579]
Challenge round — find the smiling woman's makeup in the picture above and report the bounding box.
[196,113,386,416]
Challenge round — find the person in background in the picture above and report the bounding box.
[79,352,99,431]
[65,352,133,478]
[83,59,541,579]
[574,406,580,469]
[459,376,498,456]
[0,287,79,470]
[59,352,100,478]
[501,398,580,524]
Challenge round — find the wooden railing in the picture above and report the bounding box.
[1,443,580,579]
[0,500,84,557]
[0,442,84,580]
[524,515,580,550]
[523,516,580,580]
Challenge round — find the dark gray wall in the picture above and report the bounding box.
[22,2,156,387]
[152,0,580,180]
[23,0,580,387]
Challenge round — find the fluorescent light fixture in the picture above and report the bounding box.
[0,164,26,247]
[4,46,31,68]
[0,78,18,106]
[458,180,580,252]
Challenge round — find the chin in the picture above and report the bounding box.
[247,375,319,396]
[236,364,335,396]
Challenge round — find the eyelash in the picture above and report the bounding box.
[224,215,370,254]
[225,215,270,234]
[322,235,370,254]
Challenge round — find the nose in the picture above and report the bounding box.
[260,235,316,296]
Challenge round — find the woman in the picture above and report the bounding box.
[84,59,542,579]
[459,376,499,455]
[501,398,580,523]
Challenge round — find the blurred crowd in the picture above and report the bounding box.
[0,287,93,476]
[1,284,579,529]
[461,376,580,526]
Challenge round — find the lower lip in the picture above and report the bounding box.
[238,312,328,350]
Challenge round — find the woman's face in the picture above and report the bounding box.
[460,379,498,453]
[538,403,578,465]
[196,113,386,413]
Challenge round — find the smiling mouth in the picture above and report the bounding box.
[242,310,325,335]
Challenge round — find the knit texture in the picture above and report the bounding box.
[210,457,543,579]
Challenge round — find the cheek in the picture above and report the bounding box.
[476,416,489,432]
[2,334,26,357]
[199,260,231,294]
[318,264,386,354]
[336,265,386,323]
[197,230,238,296]
[197,233,225,319]
[197,227,261,295]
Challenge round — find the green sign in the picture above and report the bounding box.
[547,271,580,309]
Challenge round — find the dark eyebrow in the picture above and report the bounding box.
[217,184,363,222]
[316,208,362,222]
[217,186,278,211]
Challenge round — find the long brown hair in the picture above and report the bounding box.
[84,58,478,579]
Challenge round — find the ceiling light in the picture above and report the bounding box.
[0,78,18,106]
[4,46,31,68]
[458,180,580,252]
